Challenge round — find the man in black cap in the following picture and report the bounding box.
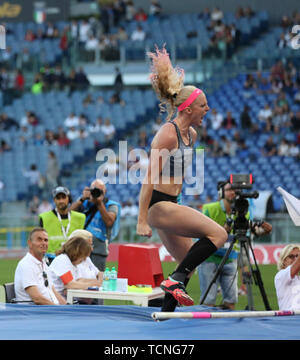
[39,186,86,263]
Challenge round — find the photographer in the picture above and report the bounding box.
[70,179,121,271]
[197,181,272,310]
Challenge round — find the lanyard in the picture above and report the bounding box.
[55,208,71,241]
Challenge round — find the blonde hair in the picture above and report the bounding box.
[277,244,300,270]
[68,229,92,241]
[147,46,197,121]
[56,236,91,262]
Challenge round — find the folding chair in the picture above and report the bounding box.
[3,282,16,303]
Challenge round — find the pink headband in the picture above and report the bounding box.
[177,88,202,112]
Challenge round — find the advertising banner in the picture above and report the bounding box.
[0,1,69,22]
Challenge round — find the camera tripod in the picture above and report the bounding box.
[200,229,271,311]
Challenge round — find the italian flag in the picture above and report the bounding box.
[34,10,46,24]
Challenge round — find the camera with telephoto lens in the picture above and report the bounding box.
[90,187,103,198]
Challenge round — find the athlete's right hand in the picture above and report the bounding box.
[136,222,152,238]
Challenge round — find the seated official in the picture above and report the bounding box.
[14,228,66,305]
[275,244,300,310]
[68,229,102,281]
[48,236,102,298]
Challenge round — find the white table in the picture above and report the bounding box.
[67,287,164,307]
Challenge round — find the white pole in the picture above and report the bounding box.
[152,310,300,321]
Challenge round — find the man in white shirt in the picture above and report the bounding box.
[258,104,272,122]
[275,244,300,311]
[14,228,66,305]
[210,108,223,130]
[131,25,146,41]
[64,112,79,128]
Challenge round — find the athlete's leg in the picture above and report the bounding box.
[149,202,227,306]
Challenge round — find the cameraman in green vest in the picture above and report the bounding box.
[39,186,86,263]
[197,181,272,310]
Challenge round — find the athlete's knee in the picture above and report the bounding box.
[210,227,228,248]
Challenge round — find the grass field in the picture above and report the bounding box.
[0,259,279,310]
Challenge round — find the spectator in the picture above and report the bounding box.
[114,67,123,95]
[0,140,12,152]
[28,195,41,215]
[272,106,290,130]
[134,8,147,22]
[79,128,88,139]
[0,112,19,131]
[209,108,223,130]
[25,29,36,42]
[258,104,272,123]
[291,111,300,131]
[289,142,300,157]
[221,136,237,156]
[125,0,136,22]
[75,67,90,91]
[67,126,80,141]
[275,244,300,310]
[89,116,103,133]
[40,64,54,90]
[59,28,69,64]
[14,228,66,305]
[278,139,290,156]
[121,200,138,218]
[64,112,79,128]
[294,86,300,104]
[101,118,116,142]
[46,151,60,190]
[270,61,285,83]
[210,139,223,157]
[79,20,91,45]
[115,26,128,41]
[149,0,162,18]
[67,69,77,94]
[85,34,99,51]
[31,74,43,94]
[131,25,146,41]
[45,22,56,39]
[14,69,25,94]
[262,136,277,156]
[49,236,102,299]
[222,111,237,129]
[23,164,42,200]
[28,112,39,127]
[210,7,224,22]
[53,65,66,90]
[17,48,32,71]
[240,105,252,130]
[45,130,57,145]
[37,198,52,214]
[57,128,70,147]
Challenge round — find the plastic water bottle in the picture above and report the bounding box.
[103,267,110,291]
[110,267,117,291]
